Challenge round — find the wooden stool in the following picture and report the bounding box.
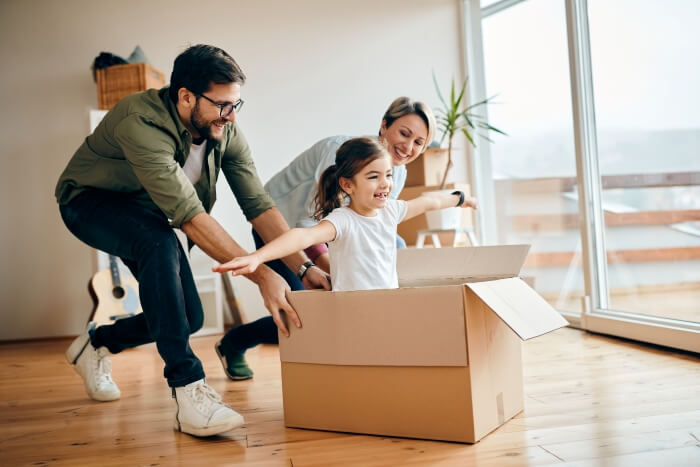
[415,227,478,248]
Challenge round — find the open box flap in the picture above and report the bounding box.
[466,277,568,340]
[398,245,530,287]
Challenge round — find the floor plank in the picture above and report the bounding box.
[0,328,698,466]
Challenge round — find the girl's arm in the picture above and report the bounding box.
[213,221,337,276]
[403,191,478,222]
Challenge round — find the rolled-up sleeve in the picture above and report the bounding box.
[221,125,275,221]
[114,114,205,227]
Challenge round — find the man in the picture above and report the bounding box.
[55,44,329,437]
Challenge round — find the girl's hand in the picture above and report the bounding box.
[461,196,478,210]
[213,254,262,276]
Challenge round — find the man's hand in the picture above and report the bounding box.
[212,250,301,336]
[255,269,300,337]
[302,266,331,290]
[213,254,262,276]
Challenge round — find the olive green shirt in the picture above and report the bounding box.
[55,87,274,227]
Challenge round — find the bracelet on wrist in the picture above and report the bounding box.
[451,190,465,207]
[297,260,315,280]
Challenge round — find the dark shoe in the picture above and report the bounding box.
[215,339,253,381]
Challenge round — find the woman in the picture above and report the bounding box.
[215,97,436,380]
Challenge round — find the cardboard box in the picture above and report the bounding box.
[398,183,473,246]
[280,245,568,443]
[405,148,450,187]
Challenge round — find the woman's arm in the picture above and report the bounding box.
[403,191,478,222]
[313,252,331,274]
[213,221,337,276]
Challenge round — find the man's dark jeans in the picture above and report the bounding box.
[59,189,205,387]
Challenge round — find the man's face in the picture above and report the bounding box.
[189,82,242,142]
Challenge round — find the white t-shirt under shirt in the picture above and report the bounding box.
[183,141,207,184]
[323,199,408,291]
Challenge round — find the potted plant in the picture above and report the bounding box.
[432,72,505,189]
[424,73,505,231]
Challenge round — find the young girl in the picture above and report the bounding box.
[213,137,477,291]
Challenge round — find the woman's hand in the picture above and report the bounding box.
[213,254,262,276]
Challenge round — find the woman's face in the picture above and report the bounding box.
[379,114,428,167]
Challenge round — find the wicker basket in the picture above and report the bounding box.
[96,63,166,110]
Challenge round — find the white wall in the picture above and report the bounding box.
[0,0,464,339]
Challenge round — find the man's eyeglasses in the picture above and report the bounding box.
[196,93,244,117]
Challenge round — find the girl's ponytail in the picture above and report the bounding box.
[313,164,344,220]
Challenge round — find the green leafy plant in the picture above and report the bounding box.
[432,72,506,189]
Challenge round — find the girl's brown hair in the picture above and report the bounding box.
[313,137,389,220]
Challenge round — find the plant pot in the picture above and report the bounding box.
[423,190,462,230]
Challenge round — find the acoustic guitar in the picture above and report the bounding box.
[88,254,142,326]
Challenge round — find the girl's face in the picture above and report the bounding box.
[379,114,429,167]
[340,154,393,217]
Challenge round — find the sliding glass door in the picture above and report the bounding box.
[471,0,700,351]
[480,0,584,318]
[579,0,700,349]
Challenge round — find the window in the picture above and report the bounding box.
[482,0,583,315]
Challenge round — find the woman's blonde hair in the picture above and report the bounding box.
[380,97,436,153]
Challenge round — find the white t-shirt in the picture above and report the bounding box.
[323,199,408,291]
[183,141,207,184]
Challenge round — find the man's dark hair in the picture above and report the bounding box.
[169,44,246,103]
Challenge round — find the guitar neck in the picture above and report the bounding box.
[108,255,122,288]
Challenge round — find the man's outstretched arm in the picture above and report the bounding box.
[181,211,299,336]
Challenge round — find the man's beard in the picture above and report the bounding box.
[190,100,226,143]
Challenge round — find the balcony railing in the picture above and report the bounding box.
[494,171,700,322]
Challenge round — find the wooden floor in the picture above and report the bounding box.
[1,328,699,466]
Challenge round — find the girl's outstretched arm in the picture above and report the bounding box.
[403,190,478,222]
[213,221,337,276]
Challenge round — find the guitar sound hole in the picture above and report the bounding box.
[112,287,125,299]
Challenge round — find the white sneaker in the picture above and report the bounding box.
[173,379,245,437]
[65,322,120,402]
